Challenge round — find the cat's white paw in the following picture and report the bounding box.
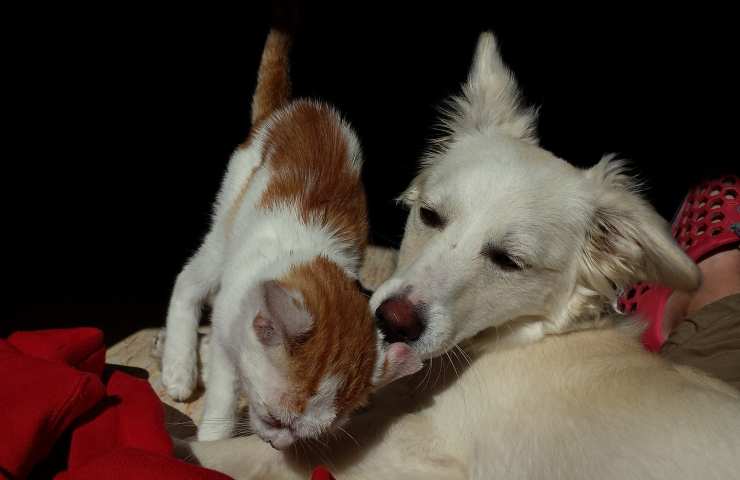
[162,355,198,401]
[197,421,233,442]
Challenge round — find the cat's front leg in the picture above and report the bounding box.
[162,236,222,401]
[198,336,239,441]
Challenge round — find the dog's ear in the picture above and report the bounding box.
[580,157,700,298]
[445,32,538,143]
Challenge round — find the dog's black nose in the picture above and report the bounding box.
[375,296,425,343]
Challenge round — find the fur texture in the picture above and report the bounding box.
[161,29,420,448]
[187,32,740,479]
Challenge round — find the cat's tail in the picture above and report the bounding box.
[251,2,301,126]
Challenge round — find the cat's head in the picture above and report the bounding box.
[235,256,422,449]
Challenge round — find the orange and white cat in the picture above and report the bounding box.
[161,28,420,447]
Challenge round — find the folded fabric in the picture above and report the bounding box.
[1,328,339,480]
[56,447,233,480]
[7,328,106,377]
[0,328,233,480]
[66,370,173,469]
[0,338,106,478]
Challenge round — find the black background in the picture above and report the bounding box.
[7,3,733,340]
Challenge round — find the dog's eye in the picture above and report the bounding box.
[484,247,522,271]
[419,206,445,229]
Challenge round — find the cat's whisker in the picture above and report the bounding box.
[233,418,254,437]
[313,436,330,450]
[295,438,308,461]
[309,438,336,473]
[195,418,238,424]
[166,420,199,426]
[302,439,318,462]
[337,425,360,448]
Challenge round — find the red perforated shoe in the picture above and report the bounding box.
[618,175,740,351]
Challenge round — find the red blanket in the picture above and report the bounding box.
[0,328,335,479]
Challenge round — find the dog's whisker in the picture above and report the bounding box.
[445,351,460,380]
[425,356,436,392]
[434,352,445,388]
[454,344,487,400]
[416,357,429,393]
[445,350,468,408]
[455,345,473,369]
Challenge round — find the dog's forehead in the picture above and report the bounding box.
[424,134,592,257]
[428,135,585,209]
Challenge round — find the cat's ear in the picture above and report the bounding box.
[373,342,423,388]
[255,280,312,346]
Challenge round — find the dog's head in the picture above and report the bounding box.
[370,32,700,359]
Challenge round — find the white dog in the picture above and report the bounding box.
[188,32,740,479]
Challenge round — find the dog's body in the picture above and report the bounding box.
[190,325,740,479]
[188,32,740,478]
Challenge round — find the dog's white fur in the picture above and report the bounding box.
[187,32,740,478]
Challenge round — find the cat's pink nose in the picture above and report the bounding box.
[375,296,425,343]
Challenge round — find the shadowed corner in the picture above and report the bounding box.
[172,434,200,465]
[165,403,199,446]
